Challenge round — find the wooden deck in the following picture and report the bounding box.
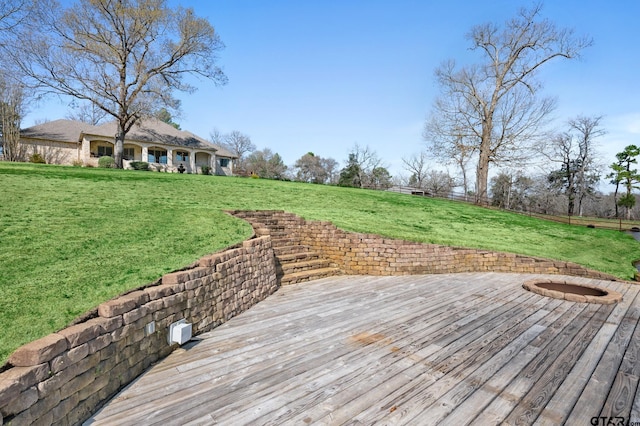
[86,273,640,425]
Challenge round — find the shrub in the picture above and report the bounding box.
[129,161,149,171]
[201,165,211,175]
[250,172,260,179]
[71,159,84,167]
[98,156,115,168]
[29,153,46,164]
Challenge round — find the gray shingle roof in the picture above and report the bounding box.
[91,118,217,151]
[20,119,99,142]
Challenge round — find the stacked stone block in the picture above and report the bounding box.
[0,236,277,426]
[228,210,342,284]
[233,211,619,282]
[295,216,618,280]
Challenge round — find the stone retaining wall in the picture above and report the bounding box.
[0,236,278,426]
[263,211,618,281]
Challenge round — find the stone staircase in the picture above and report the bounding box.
[228,210,342,285]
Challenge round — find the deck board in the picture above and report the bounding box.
[85,273,640,425]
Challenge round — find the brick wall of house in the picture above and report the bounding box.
[0,236,278,426]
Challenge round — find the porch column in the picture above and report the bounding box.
[80,137,90,163]
[167,149,173,167]
[189,150,196,172]
[211,153,217,175]
[142,146,148,162]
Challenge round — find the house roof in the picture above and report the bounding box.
[20,119,99,143]
[202,139,236,159]
[90,118,215,151]
[21,118,238,158]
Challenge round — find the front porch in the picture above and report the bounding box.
[82,139,217,174]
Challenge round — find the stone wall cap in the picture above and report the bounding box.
[8,333,68,367]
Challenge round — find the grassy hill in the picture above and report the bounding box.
[1,162,639,364]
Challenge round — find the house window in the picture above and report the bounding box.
[123,147,135,160]
[219,158,229,167]
[148,148,167,164]
[176,151,189,162]
[97,145,113,157]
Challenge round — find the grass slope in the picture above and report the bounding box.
[1,162,639,364]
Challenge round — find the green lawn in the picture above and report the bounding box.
[1,162,639,365]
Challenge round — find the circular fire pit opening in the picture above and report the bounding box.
[523,279,622,304]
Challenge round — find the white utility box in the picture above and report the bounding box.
[168,319,192,345]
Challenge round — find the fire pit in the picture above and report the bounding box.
[523,279,622,304]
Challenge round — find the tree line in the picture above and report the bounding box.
[211,129,392,189]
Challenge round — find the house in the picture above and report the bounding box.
[19,118,237,175]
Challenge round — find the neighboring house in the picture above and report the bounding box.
[19,118,237,175]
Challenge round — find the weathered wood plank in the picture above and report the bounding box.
[535,285,640,425]
[282,289,548,425]
[469,300,600,425]
[565,296,640,424]
[503,303,615,425]
[438,305,567,426]
[358,295,576,425]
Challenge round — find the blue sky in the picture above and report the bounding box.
[25,0,640,183]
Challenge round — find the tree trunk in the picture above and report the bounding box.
[475,148,490,205]
[457,157,469,201]
[475,118,493,205]
[613,183,619,218]
[114,124,124,169]
[461,167,468,201]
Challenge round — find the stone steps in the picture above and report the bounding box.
[280,267,343,285]
[277,258,332,275]
[277,251,322,262]
[273,245,316,257]
[271,237,302,247]
[229,210,343,285]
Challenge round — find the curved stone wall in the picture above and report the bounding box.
[235,210,620,281]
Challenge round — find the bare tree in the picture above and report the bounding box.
[424,97,477,199]
[215,130,255,175]
[293,152,339,185]
[544,115,604,216]
[0,0,32,33]
[402,151,429,189]
[339,143,385,188]
[0,71,26,161]
[66,101,108,126]
[222,131,255,160]
[245,148,287,180]
[209,128,225,146]
[321,157,339,184]
[423,170,456,197]
[568,115,605,215]
[9,0,226,168]
[0,0,37,161]
[428,4,591,203]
